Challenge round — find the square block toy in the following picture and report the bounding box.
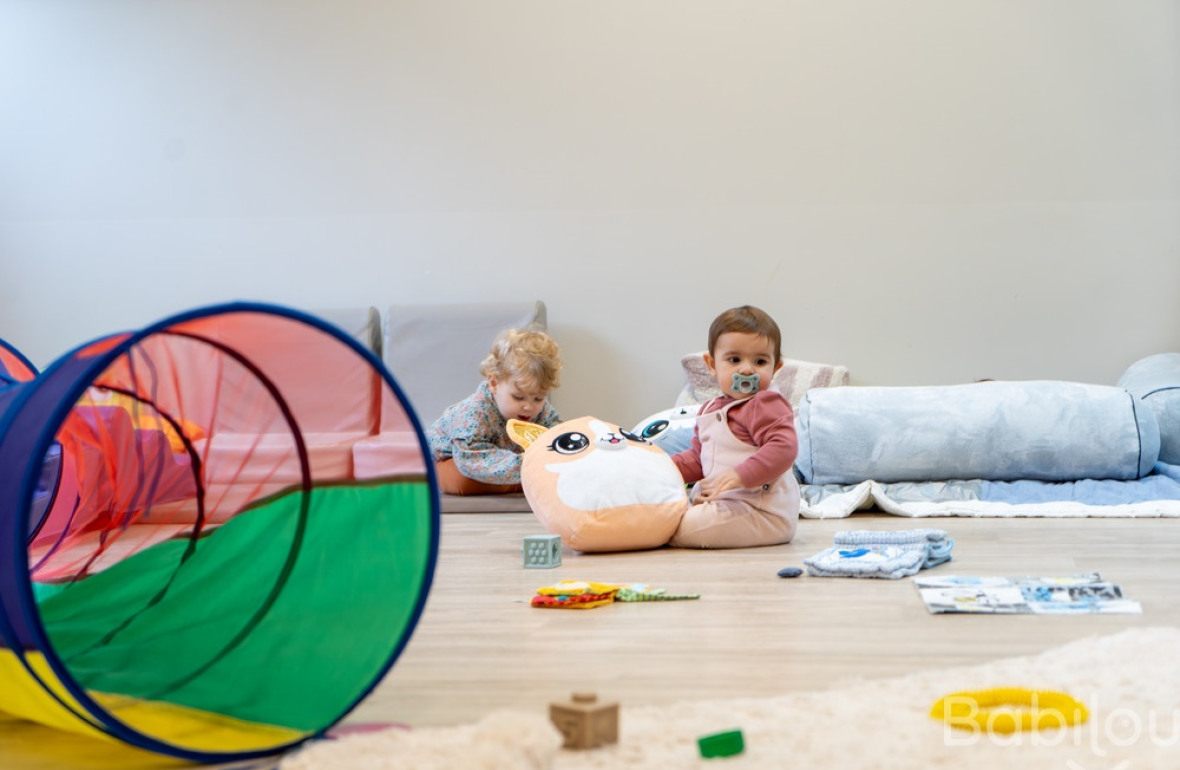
[549,692,618,749]
[523,534,562,568]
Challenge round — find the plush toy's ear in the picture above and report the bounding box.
[507,419,547,449]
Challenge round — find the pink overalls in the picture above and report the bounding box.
[670,398,800,549]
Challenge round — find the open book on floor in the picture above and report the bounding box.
[915,573,1142,615]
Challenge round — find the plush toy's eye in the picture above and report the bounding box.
[549,432,590,455]
[619,427,647,443]
[639,420,669,440]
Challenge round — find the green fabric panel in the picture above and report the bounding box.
[36,481,434,732]
[32,581,68,603]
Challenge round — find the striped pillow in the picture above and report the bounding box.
[675,353,849,407]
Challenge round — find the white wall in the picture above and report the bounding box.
[2,0,1178,425]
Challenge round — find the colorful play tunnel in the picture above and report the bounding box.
[0,303,439,762]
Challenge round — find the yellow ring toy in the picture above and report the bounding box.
[930,687,1089,734]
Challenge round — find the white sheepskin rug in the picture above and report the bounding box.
[281,627,1180,770]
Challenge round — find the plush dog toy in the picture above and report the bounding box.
[507,416,689,552]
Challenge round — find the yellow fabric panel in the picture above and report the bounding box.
[0,649,107,738]
[0,650,305,754]
[93,692,307,753]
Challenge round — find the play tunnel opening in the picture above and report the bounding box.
[0,304,439,762]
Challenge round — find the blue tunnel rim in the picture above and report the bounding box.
[3,300,442,761]
[0,337,38,381]
[0,301,441,763]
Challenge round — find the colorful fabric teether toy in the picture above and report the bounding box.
[530,581,699,608]
[531,580,621,609]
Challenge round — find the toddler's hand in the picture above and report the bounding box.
[696,469,744,502]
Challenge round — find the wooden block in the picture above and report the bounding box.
[548,692,618,749]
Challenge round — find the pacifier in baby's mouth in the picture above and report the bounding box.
[731,372,760,394]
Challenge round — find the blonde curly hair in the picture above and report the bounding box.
[480,328,562,392]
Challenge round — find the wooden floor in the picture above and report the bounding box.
[3,510,1180,768]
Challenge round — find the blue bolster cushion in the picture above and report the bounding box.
[795,380,1160,485]
[1119,353,1180,466]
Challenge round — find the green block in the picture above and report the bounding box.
[697,729,744,758]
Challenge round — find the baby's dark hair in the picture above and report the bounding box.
[707,305,782,363]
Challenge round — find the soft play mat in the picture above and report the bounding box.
[281,627,1180,770]
[0,303,438,762]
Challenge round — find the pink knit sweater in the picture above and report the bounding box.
[671,390,798,488]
